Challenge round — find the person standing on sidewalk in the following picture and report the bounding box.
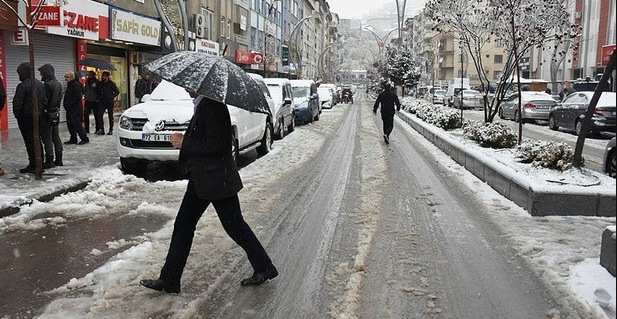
[83,71,100,134]
[0,76,5,176]
[63,72,89,145]
[96,71,119,135]
[13,62,47,174]
[140,96,278,294]
[38,64,64,168]
[373,81,401,145]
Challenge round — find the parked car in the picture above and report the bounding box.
[453,89,483,109]
[499,91,557,122]
[341,87,353,103]
[604,137,616,178]
[432,89,446,104]
[319,83,338,105]
[317,86,334,109]
[548,91,616,136]
[117,79,274,175]
[290,79,320,123]
[263,77,295,139]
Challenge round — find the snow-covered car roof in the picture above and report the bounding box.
[146,80,193,101]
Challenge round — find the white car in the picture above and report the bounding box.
[116,79,274,174]
[317,86,334,109]
[263,77,295,139]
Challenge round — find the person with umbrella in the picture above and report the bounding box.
[96,71,119,135]
[140,51,277,294]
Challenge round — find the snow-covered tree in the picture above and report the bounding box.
[374,46,421,92]
[426,0,578,125]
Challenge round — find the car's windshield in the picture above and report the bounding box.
[293,87,310,98]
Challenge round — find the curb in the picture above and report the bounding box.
[0,180,90,218]
[397,111,616,217]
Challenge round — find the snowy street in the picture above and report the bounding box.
[0,95,614,318]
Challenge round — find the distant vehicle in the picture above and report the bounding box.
[264,78,296,139]
[604,137,616,178]
[453,89,483,109]
[432,89,446,104]
[317,86,334,109]
[341,87,353,104]
[499,91,557,122]
[548,91,616,136]
[445,78,470,106]
[290,79,320,123]
[319,83,338,105]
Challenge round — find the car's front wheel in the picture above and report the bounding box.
[275,120,285,140]
[575,120,585,136]
[120,157,145,176]
[548,115,559,131]
[287,116,295,133]
[607,150,616,178]
[256,122,272,156]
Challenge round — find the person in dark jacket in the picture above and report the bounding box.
[13,62,47,174]
[83,71,100,134]
[140,95,278,294]
[38,64,64,168]
[63,72,89,145]
[134,73,154,104]
[373,82,401,144]
[96,71,119,135]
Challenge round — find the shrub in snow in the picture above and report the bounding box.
[401,99,461,130]
[463,121,518,148]
[516,140,584,171]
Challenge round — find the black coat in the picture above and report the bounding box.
[373,89,401,117]
[97,79,119,106]
[63,79,83,114]
[13,62,46,119]
[38,64,63,113]
[179,97,242,200]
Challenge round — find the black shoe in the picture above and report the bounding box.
[107,130,113,135]
[77,139,89,145]
[64,140,77,145]
[19,165,42,174]
[240,265,278,286]
[383,134,389,144]
[54,160,64,166]
[140,279,180,294]
[95,130,104,135]
[43,161,55,169]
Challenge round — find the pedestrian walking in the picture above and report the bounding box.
[373,82,401,144]
[0,76,5,176]
[38,64,64,168]
[96,71,119,135]
[63,72,89,145]
[134,73,154,104]
[83,71,101,134]
[140,95,278,294]
[13,62,47,174]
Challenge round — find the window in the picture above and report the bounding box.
[200,8,213,40]
[227,19,232,39]
[494,55,503,64]
[220,16,225,38]
[495,38,505,47]
[493,71,500,80]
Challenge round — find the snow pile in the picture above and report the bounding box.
[463,121,518,148]
[403,98,461,130]
[517,139,581,171]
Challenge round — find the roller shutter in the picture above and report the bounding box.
[4,31,75,129]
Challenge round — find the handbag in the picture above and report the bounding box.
[48,111,60,126]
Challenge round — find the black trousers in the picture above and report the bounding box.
[381,113,394,137]
[160,180,272,284]
[66,109,88,142]
[84,101,101,132]
[97,102,114,131]
[40,115,62,159]
[17,116,41,167]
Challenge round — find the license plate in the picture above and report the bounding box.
[142,134,171,142]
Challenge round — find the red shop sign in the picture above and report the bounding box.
[602,44,616,66]
[36,6,61,26]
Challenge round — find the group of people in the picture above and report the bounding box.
[8,62,119,175]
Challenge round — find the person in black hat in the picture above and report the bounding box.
[373,81,401,144]
[38,63,64,168]
[96,71,119,135]
[63,72,89,145]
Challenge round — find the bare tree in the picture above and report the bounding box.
[426,0,578,127]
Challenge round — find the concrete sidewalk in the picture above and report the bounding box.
[0,121,120,217]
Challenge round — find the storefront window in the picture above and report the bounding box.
[85,54,128,112]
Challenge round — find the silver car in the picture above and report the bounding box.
[453,89,483,110]
[499,91,557,122]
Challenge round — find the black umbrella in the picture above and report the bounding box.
[77,58,117,71]
[144,51,271,115]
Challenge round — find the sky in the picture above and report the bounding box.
[0,98,615,318]
[326,0,428,20]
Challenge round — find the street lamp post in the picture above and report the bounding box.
[362,27,400,55]
[289,15,313,78]
[264,0,281,74]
